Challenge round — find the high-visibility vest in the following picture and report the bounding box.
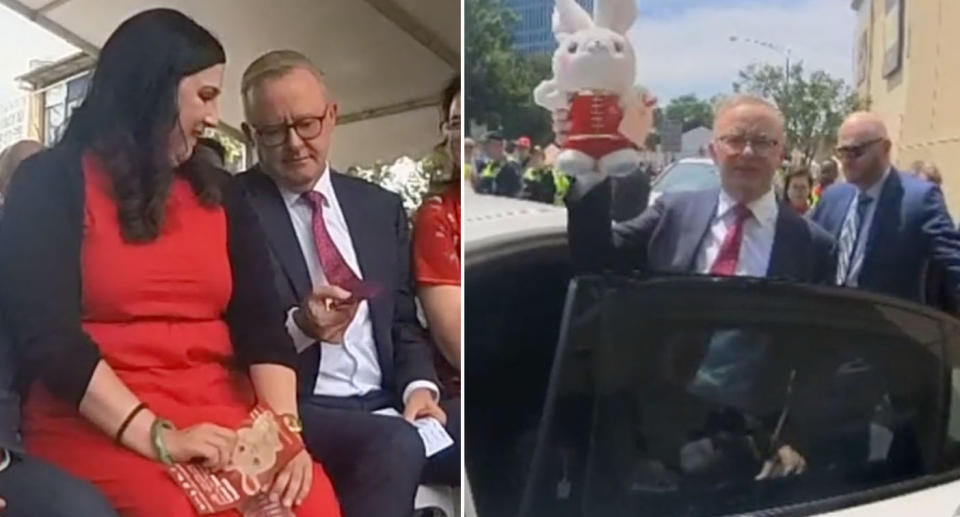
[464,163,474,180]
[523,166,541,182]
[480,161,500,178]
[553,168,571,204]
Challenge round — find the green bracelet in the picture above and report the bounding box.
[150,418,176,465]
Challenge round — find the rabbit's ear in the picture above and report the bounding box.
[553,0,593,40]
[595,0,637,34]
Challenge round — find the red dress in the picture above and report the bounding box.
[21,155,341,517]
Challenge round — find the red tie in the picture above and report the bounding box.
[302,191,361,289]
[710,204,752,276]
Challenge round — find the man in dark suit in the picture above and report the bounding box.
[810,112,960,306]
[562,94,837,480]
[565,94,836,284]
[235,51,459,517]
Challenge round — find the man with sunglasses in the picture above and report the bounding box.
[809,112,960,307]
[237,51,459,517]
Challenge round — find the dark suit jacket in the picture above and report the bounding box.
[0,198,19,450]
[237,166,437,399]
[809,169,960,304]
[567,179,838,284]
[0,280,20,454]
[0,144,297,409]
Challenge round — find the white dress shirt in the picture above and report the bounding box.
[696,188,779,277]
[279,165,438,404]
[846,167,891,286]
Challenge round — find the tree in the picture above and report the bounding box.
[465,0,552,144]
[734,63,862,164]
[497,52,553,144]
[664,94,714,132]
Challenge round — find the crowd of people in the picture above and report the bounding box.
[464,132,570,205]
[0,9,460,517]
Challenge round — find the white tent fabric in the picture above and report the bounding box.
[0,0,459,168]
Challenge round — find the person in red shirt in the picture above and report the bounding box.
[413,76,461,396]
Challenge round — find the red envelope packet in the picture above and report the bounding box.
[167,406,304,515]
[240,493,295,517]
[344,280,384,303]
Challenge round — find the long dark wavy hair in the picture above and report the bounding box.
[60,8,226,242]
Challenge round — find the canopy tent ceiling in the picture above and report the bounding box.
[0,0,460,168]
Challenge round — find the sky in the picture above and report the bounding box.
[0,0,857,107]
[0,3,77,102]
[629,0,856,103]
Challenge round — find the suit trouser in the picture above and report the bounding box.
[300,391,460,517]
[0,451,118,517]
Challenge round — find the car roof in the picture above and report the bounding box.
[464,188,567,258]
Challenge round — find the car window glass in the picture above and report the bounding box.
[939,321,960,467]
[522,276,948,517]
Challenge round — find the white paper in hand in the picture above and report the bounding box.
[412,417,454,458]
[371,408,454,458]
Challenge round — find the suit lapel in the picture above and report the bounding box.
[330,173,390,362]
[828,188,858,240]
[862,171,902,269]
[246,169,312,302]
[768,207,802,280]
[330,173,378,286]
[678,189,719,272]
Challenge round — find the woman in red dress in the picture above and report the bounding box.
[413,77,461,397]
[0,9,339,517]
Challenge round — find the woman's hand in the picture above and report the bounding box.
[160,423,236,470]
[268,449,313,508]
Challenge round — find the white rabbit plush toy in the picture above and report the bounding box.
[534,0,655,179]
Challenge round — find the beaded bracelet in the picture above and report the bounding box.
[150,418,176,465]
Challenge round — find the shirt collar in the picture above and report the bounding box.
[717,187,778,229]
[860,166,891,200]
[277,162,333,210]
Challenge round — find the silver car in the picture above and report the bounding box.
[649,158,720,207]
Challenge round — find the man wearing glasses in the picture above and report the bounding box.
[562,94,837,480]
[565,93,836,285]
[237,51,458,517]
[810,112,960,306]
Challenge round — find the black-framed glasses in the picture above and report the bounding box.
[835,138,884,160]
[717,134,779,155]
[252,114,327,147]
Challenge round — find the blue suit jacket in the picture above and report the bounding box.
[567,180,838,284]
[809,169,960,304]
